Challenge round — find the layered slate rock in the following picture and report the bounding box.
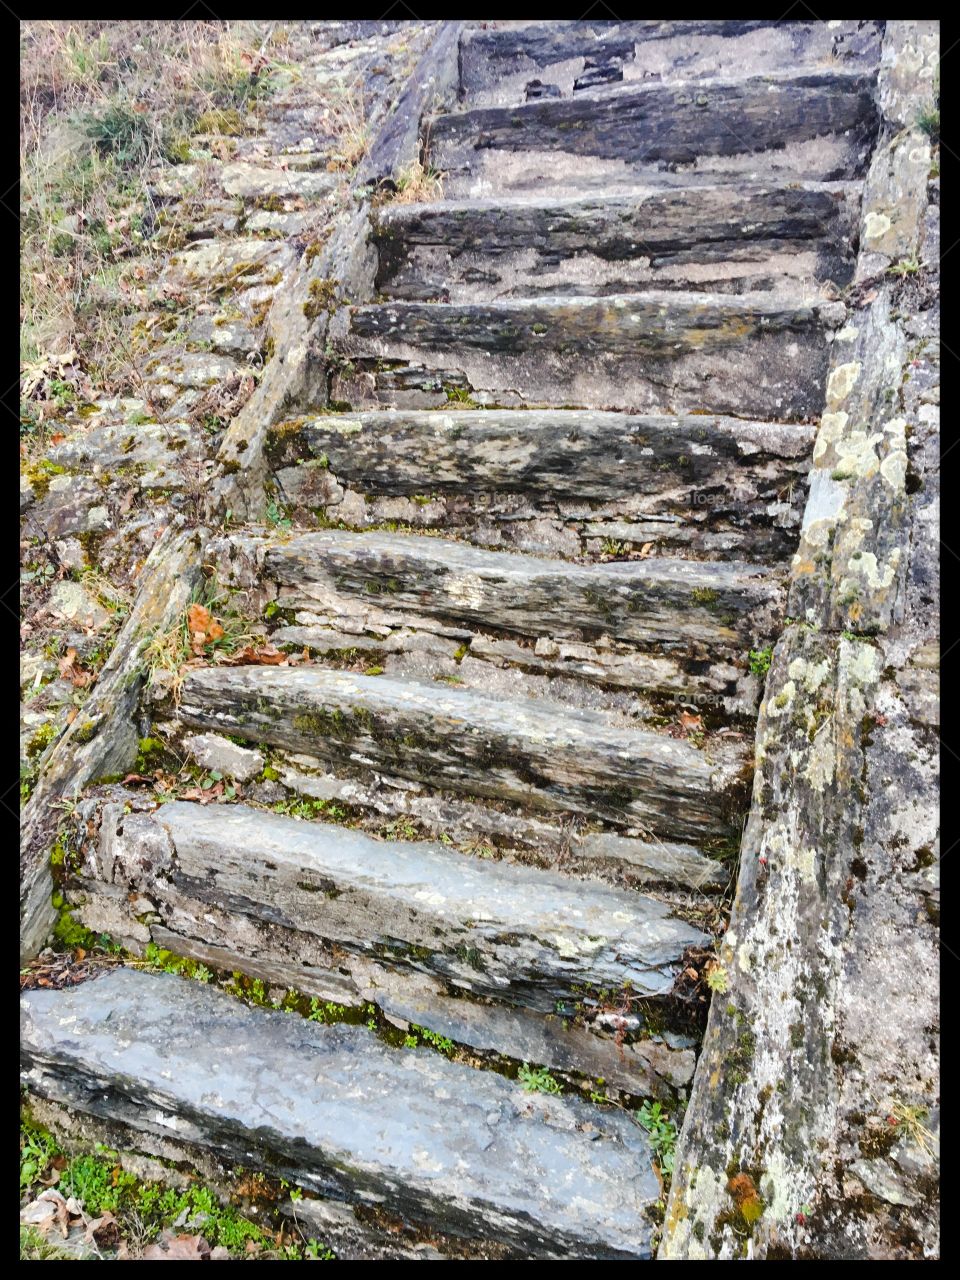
[344,293,840,418]
[91,801,708,1008]
[426,72,880,196]
[269,408,815,501]
[266,408,815,562]
[178,667,749,838]
[261,530,782,650]
[459,21,883,105]
[373,186,859,302]
[21,969,661,1258]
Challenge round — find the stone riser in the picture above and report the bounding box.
[176,666,750,841]
[373,186,859,303]
[340,293,840,419]
[459,21,882,106]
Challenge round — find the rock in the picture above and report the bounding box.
[47,582,111,631]
[182,733,264,782]
[261,528,784,651]
[178,666,750,839]
[21,968,661,1258]
[92,799,708,1008]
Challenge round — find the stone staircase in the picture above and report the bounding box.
[22,19,907,1260]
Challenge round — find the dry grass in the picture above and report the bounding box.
[391,157,445,204]
[19,21,280,437]
[324,78,371,171]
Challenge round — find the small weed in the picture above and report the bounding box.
[748,646,773,679]
[266,498,292,530]
[518,1063,562,1094]
[887,258,922,278]
[917,107,939,143]
[705,963,729,994]
[636,1100,678,1177]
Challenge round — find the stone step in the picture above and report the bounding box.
[372,185,859,302]
[177,668,750,840]
[426,71,879,198]
[341,292,841,419]
[21,968,661,1258]
[460,21,882,107]
[259,529,782,651]
[84,800,708,1010]
[267,408,814,562]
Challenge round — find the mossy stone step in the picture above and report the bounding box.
[177,667,750,840]
[427,71,879,197]
[372,185,859,302]
[21,968,661,1258]
[88,799,708,1008]
[260,528,782,650]
[343,292,841,419]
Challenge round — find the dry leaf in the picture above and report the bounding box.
[143,1231,211,1260]
[187,603,225,653]
[679,711,703,732]
[58,648,94,688]
[638,542,654,558]
[84,1211,119,1246]
[223,643,286,666]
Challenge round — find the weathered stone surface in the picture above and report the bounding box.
[178,667,749,839]
[266,407,813,561]
[93,800,707,1006]
[373,185,859,301]
[47,420,193,475]
[20,523,206,962]
[269,407,814,499]
[661,628,887,1258]
[208,22,452,523]
[344,293,839,418]
[428,72,879,196]
[460,22,882,106]
[356,21,464,188]
[181,733,264,782]
[577,831,725,890]
[661,25,939,1259]
[22,968,662,1258]
[261,529,782,650]
[220,163,339,200]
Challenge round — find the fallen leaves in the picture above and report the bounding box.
[58,648,94,687]
[187,603,224,654]
[221,643,286,666]
[142,1231,212,1260]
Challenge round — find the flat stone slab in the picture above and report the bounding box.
[178,667,749,839]
[373,185,859,302]
[262,529,783,649]
[268,407,814,500]
[344,292,839,419]
[460,22,882,105]
[21,968,661,1258]
[427,71,879,196]
[95,801,708,1006]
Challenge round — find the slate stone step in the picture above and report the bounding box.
[260,529,782,650]
[426,71,879,197]
[372,185,859,302]
[86,800,708,1009]
[177,668,750,839]
[269,408,813,504]
[21,968,661,1258]
[460,21,882,107]
[342,292,841,419]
